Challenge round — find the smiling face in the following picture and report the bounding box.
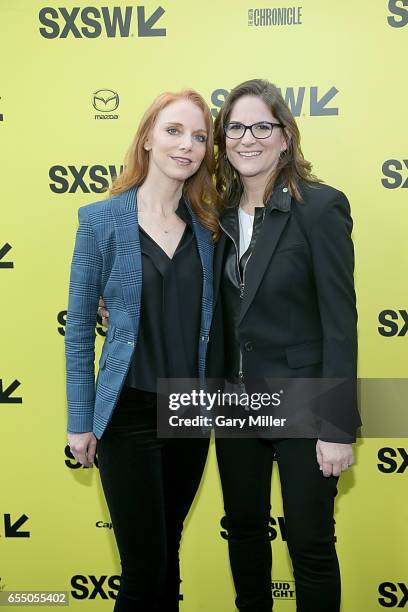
[145,99,208,184]
[225,95,287,183]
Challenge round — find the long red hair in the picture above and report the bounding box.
[111,89,220,234]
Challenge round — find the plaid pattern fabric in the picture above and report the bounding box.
[65,186,214,438]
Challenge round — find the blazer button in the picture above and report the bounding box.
[244,341,253,352]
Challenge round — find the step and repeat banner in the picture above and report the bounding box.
[1,0,407,610]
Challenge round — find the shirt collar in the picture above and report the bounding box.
[221,181,292,221]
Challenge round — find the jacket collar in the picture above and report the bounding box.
[111,186,213,336]
[220,180,292,220]
[265,182,292,213]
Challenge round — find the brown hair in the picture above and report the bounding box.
[214,79,320,207]
[111,89,220,234]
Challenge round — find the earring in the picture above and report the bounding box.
[279,149,287,160]
[144,144,151,151]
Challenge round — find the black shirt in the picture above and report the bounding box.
[124,198,202,392]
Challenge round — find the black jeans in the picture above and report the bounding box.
[97,387,209,611]
[215,437,340,612]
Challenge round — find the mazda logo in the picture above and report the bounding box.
[92,89,119,113]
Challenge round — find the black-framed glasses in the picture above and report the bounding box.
[224,121,284,140]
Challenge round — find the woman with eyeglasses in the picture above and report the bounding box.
[212,79,358,612]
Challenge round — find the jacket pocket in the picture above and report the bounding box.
[285,340,322,369]
[275,242,307,254]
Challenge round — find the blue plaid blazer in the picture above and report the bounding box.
[65,186,214,438]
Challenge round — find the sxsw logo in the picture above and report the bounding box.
[57,310,106,337]
[221,516,286,541]
[211,86,339,119]
[1,514,30,538]
[71,574,183,602]
[381,160,408,188]
[49,164,124,193]
[0,379,22,404]
[0,244,14,269]
[378,310,408,337]
[377,447,408,473]
[71,575,120,600]
[378,582,408,607]
[39,6,166,38]
[388,0,408,27]
[65,444,99,469]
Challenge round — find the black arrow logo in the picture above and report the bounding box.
[0,243,13,268]
[4,514,30,538]
[0,379,22,403]
[310,86,338,116]
[137,6,166,37]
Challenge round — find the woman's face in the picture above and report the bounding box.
[145,99,208,183]
[225,95,287,182]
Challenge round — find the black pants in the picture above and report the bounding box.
[97,387,209,611]
[215,437,340,612]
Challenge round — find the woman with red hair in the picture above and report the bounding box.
[65,90,219,611]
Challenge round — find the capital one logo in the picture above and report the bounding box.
[39,6,166,38]
[211,86,338,118]
[93,89,119,113]
[388,0,408,27]
[379,582,408,607]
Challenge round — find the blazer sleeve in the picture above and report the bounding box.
[65,207,102,433]
[309,192,360,442]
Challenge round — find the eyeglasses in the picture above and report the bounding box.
[224,121,284,140]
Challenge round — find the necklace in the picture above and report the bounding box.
[137,194,180,234]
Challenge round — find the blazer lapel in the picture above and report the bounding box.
[238,189,292,325]
[184,199,214,337]
[111,186,142,333]
[213,232,227,307]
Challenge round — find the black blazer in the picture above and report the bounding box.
[207,180,359,440]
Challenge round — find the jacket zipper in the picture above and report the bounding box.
[219,219,251,385]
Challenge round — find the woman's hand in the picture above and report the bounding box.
[67,432,97,467]
[98,297,109,327]
[316,440,354,477]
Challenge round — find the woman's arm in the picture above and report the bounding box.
[309,192,357,379]
[308,192,358,474]
[65,206,102,436]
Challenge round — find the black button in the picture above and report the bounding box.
[244,341,253,352]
